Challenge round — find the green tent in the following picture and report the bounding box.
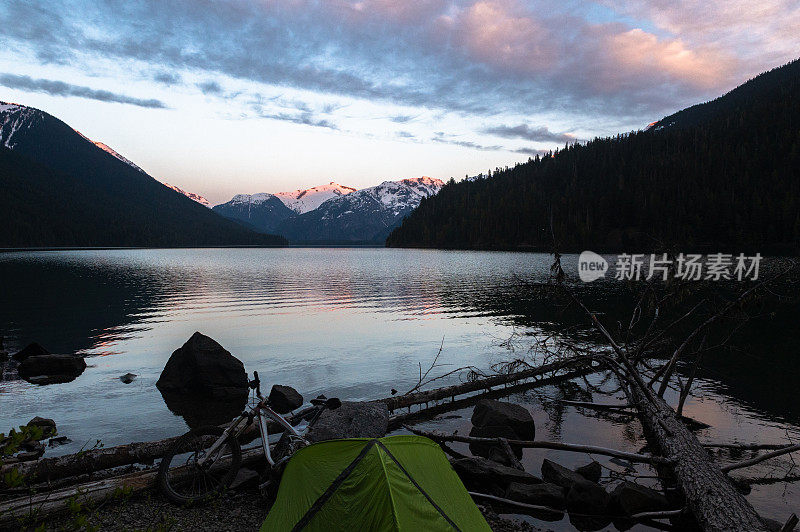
[261,435,491,531]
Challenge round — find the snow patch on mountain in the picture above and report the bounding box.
[230,192,278,205]
[327,177,443,215]
[165,184,211,207]
[0,101,38,149]
[91,141,146,174]
[274,182,357,213]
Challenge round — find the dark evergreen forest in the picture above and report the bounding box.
[387,59,800,254]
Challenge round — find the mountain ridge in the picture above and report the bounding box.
[0,101,285,247]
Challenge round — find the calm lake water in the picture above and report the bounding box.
[1,248,798,528]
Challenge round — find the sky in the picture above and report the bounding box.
[0,1,798,205]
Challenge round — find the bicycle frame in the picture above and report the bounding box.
[197,398,305,468]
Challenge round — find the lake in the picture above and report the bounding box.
[1,248,798,528]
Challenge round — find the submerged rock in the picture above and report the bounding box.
[12,342,50,362]
[306,401,388,442]
[18,355,86,385]
[119,373,137,384]
[156,332,247,399]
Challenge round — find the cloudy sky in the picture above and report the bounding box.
[1,0,797,204]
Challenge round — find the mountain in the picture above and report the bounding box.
[0,102,286,247]
[274,182,357,214]
[277,177,443,243]
[387,58,800,253]
[213,177,443,243]
[212,193,295,233]
[164,184,211,207]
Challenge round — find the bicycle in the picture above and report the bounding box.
[157,371,341,505]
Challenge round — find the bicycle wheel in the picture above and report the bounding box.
[158,425,242,505]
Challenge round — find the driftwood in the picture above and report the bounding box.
[380,358,597,412]
[0,408,314,485]
[406,426,669,465]
[387,365,597,430]
[720,443,800,473]
[558,280,772,531]
[469,491,684,521]
[0,448,263,525]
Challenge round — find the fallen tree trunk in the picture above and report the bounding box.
[388,366,597,430]
[627,379,767,531]
[381,358,597,411]
[1,409,314,485]
[0,447,263,525]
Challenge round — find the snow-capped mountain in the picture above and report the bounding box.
[274,182,357,214]
[212,192,295,233]
[165,184,211,207]
[214,177,443,242]
[277,177,444,242]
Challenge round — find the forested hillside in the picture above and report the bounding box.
[0,103,286,248]
[387,59,800,253]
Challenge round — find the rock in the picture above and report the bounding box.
[506,482,566,521]
[541,458,588,490]
[12,342,50,361]
[156,332,247,399]
[16,450,44,462]
[21,439,45,455]
[229,467,260,490]
[469,424,523,465]
[763,518,784,532]
[119,373,137,384]
[610,481,670,529]
[0,350,8,363]
[27,417,57,438]
[451,456,541,495]
[48,436,71,447]
[18,355,86,385]
[472,399,535,440]
[306,401,388,442]
[575,461,602,483]
[566,479,612,531]
[268,385,303,414]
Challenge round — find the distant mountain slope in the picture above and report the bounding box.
[0,102,285,247]
[277,177,444,243]
[164,183,211,207]
[274,182,357,213]
[387,58,800,253]
[212,193,295,233]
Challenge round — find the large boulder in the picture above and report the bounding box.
[12,342,50,361]
[471,399,535,440]
[18,355,86,385]
[541,458,589,491]
[306,401,388,442]
[450,456,541,495]
[506,482,565,521]
[566,479,612,531]
[156,332,247,399]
